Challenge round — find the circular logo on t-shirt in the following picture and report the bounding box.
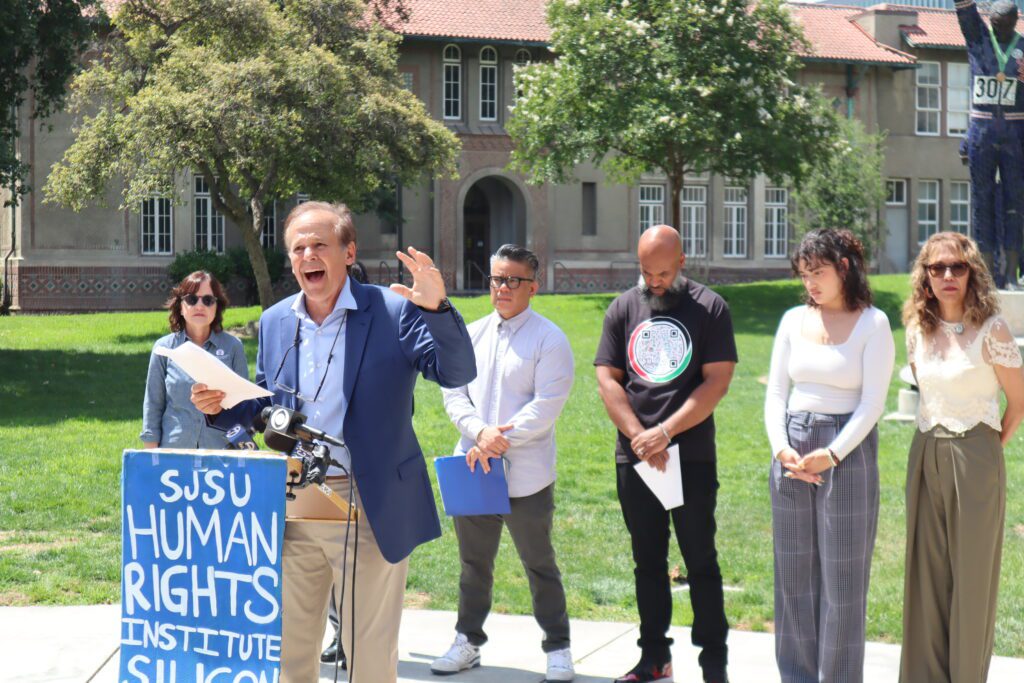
[627,317,692,383]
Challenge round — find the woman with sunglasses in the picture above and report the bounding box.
[899,232,1024,682]
[141,271,248,449]
[764,228,895,683]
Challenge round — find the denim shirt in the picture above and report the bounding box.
[140,330,249,448]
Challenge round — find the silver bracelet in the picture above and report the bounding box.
[658,422,671,441]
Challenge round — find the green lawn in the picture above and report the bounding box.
[2,276,1023,655]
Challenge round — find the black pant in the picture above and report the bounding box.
[616,461,728,673]
[453,484,571,652]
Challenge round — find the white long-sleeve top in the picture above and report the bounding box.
[442,307,575,498]
[764,305,895,460]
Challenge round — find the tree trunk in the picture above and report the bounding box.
[245,198,276,310]
[669,173,682,233]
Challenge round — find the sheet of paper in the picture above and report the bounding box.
[633,444,684,510]
[155,341,272,409]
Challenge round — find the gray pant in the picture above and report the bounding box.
[770,411,880,683]
[454,483,571,652]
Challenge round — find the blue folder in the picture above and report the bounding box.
[434,455,511,516]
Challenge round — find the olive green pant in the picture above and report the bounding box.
[899,425,1006,683]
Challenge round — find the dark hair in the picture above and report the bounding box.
[165,270,229,333]
[283,201,357,247]
[349,261,368,284]
[490,243,540,275]
[791,229,873,311]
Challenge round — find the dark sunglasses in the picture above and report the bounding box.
[487,275,534,290]
[183,294,217,307]
[925,262,970,278]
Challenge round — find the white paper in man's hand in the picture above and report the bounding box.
[155,341,271,409]
[633,444,684,510]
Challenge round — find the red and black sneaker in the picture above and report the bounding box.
[614,659,673,683]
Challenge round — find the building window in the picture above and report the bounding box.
[479,46,498,121]
[886,179,907,206]
[765,187,789,258]
[918,179,940,243]
[401,71,414,92]
[296,193,310,204]
[639,184,665,233]
[582,182,597,236]
[514,49,531,66]
[443,44,462,120]
[916,61,941,136]
[723,186,748,258]
[141,197,172,255]
[261,201,277,248]
[948,62,970,136]
[950,181,970,235]
[680,186,707,257]
[194,175,225,253]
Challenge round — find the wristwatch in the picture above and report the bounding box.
[420,298,452,313]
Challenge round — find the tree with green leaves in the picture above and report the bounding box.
[792,116,887,258]
[508,0,839,233]
[45,0,458,309]
[1,0,99,204]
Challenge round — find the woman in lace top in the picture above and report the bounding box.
[764,229,895,683]
[899,231,1024,683]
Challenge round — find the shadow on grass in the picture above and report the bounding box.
[0,349,150,426]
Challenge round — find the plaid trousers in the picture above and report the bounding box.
[770,411,880,683]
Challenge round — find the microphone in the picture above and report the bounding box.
[260,406,345,450]
[225,423,258,450]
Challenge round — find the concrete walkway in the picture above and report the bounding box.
[3,604,1024,682]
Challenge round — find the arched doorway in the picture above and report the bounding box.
[462,176,527,290]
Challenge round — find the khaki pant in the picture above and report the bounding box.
[899,425,1006,683]
[280,479,409,683]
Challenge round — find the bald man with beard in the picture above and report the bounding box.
[594,226,736,683]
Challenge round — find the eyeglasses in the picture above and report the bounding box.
[272,315,344,404]
[487,275,534,290]
[183,294,217,307]
[925,262,970,278]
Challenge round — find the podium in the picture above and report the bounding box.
[118,448,355,683]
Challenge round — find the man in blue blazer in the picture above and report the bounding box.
[191,201,476,683]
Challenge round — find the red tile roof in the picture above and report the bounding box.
[888,3,1017,49]
[399,0,550,44]
[787,3,915,65]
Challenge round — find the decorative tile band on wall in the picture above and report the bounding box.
[16,266,302,312]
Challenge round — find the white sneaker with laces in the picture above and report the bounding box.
[430,633,481,675]
[546,647,575,681]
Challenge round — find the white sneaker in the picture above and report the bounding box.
[546,647,575,681]
[430,633,481,675]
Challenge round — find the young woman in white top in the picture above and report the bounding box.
[899,232,1024,683]
[764,229,895,683]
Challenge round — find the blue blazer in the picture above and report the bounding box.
[212,279,476,562]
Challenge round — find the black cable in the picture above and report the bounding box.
[334,472,356,683]
[350,490,360,682]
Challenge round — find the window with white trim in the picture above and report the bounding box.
[886,179,907,206]
[918,179,940,242]
[916,61,941,136]
[723,186,748,258]
[514,49,531,66]
[194,175,224,253]
[141,197,172,255]
[947,63,970,136]
[950,181,970,235]
[480,46,498,121]
[261,201,277,248]
[765,187,789,258]
[680,186,707,257]
[443,44,462,120]
[296,193,310,204]
[638,184,664,233]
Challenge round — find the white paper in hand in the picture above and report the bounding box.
[155,341,271,409]
[633,444,684,510]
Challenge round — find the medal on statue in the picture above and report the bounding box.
[998,72,1007,83]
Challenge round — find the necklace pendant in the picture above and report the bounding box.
[954,322,965,335]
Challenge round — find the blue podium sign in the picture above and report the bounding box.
[119,450,287,683]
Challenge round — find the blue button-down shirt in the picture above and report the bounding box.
[141,330,249,448]
[290,278,358,473]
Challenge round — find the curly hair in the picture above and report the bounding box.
[791,228,873,311]
[902,231,999,335]
[165,271,230,334]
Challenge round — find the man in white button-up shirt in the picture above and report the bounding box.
[433,245,576,681]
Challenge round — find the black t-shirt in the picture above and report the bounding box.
[594,280,738,464]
